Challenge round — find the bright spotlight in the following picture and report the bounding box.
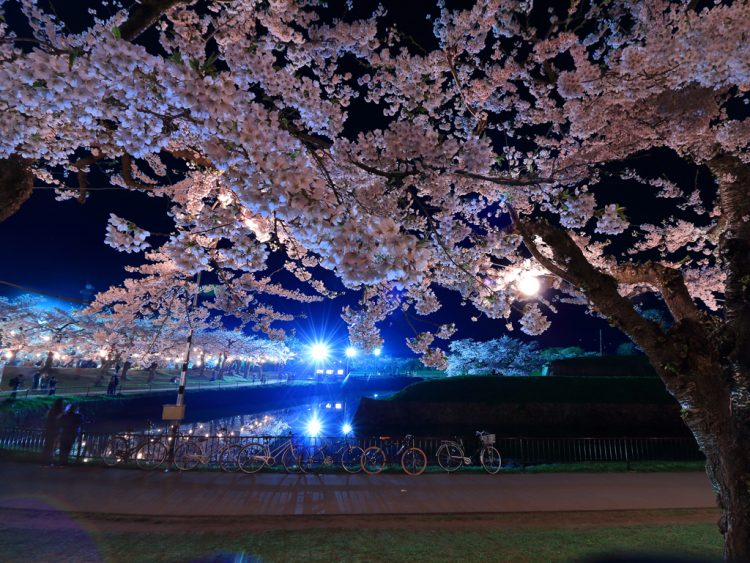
[517,275,541,296]
[306,417,322,437]
[345,346,357,358]
[372,347,382,357]
[342,423,353,435]
[309,342,330,362]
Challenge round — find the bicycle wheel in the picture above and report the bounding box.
[480,446,502,474]
[174,441,202,471]
[401,447,428,476]
[101,436,129,466]
[282,445,307,473]
[436,443,463,472]
[361,446,386,475]
[305,447,326,472]
[218,444,242,472]
[238,442,266,474]
[341,446,364,474]
[135,440,167,470]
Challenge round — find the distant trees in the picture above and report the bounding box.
[447,337,592,377]
[0,295,289,376]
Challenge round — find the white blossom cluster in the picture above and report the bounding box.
[104,214,151,253]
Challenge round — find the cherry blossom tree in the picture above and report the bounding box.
[447,336,541,377]
[1,0,750,556]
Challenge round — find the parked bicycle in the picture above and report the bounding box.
[305,437,365,474]
[436,431,502,474]
[173,427,240,471]
[360,435,427,476]
[236,433,307,474]
[100,423,169,470]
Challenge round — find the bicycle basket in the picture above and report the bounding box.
[480,433,496,446]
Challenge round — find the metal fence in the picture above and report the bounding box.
[0,376,294,399]
[0,427,703,469]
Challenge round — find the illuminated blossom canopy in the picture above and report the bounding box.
[1,1,750,555]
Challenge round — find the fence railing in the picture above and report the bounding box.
[0,427,703,469]
[0,376,296,399]
[0,371,421,399]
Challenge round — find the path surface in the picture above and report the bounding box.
[0,462,715,517]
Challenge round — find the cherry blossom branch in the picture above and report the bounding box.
[72,153,105,204]
[612,262,704,324]
[119,0,191,41]
[120,154,156,190]
[509,205,675,369]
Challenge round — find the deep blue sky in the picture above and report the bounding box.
[0,187,627,356]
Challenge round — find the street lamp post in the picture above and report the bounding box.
[163,271,202,449]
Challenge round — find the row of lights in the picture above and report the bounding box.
[306,416,352,438]
[308,343,382,363]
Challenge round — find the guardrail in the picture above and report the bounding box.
[0,427,703,469]
[0,372,420,399]
[0,377,295,398]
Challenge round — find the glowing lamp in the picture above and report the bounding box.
[306,417,322,437]
[342,423,353,435]
[309,342,330,362]
[372,347,382,357]
[345,346,357,358]
[517,275,541,296]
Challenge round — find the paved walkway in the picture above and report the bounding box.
[0,462,715,517]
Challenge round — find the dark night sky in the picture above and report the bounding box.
[0,0,633,356]
[0,188,627,356]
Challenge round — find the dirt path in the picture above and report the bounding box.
[0,506,720,534]
[0,461,716,519]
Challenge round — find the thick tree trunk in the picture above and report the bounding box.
[513,158,750,559]
[707,154,750,559]
[199,352,206,378]
[42,351,53,374]
[0,156,33,222]
[217,354,226,380]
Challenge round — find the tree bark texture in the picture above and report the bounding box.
[514,155,750,559]
[0,156,33,223]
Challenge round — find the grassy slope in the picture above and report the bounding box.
[1,365,267,391]
[386,375,674,405]
[0,523,721,562]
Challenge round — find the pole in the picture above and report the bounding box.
[168,271,202,464]
[176,271,202,409]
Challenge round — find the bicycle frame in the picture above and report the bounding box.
[256,436,297,465]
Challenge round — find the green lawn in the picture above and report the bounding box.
[0,522,722,562]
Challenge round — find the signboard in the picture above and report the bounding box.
[162,404,186,421]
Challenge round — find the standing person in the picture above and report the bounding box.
[40,398,63,465]
[8,375,19,399]
[106,377,115,396]
[47,375,57,396]
[32,371,41,390]
[146,361,158,383]
[57,404,83,466]
[112,373,119,394]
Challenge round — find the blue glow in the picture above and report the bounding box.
[306,417,323,437]
[372,347,382,356]
[342,423,353,435]
[308,342,330,362]
[345,346,357,358]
